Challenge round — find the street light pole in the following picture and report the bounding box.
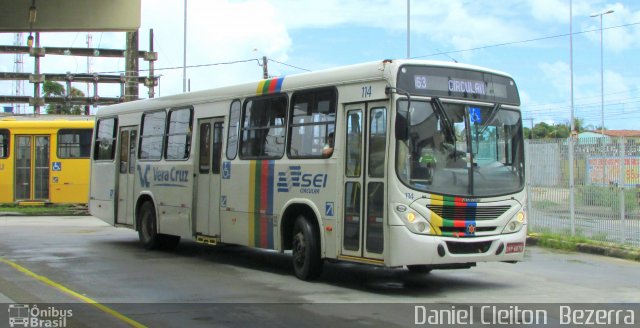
[569,0,575,236]
[407,0,410,59]
[590,9,614,136]
[183,0,188,93]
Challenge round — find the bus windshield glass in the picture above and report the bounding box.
[396,99,525,197]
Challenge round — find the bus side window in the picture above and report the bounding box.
[240,95,287,159]
[58,129,92,159]
[139,110,166,160]
[94,118,118,161]
[0,129,8,158]
[226,100,241,160]
[166,107,193,160]
[288,88,337,158]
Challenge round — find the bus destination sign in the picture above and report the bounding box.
[400,65,520,105]
[415,75,487,96]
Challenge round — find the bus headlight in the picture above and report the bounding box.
[502,211,526,234]
[401,211,432,234]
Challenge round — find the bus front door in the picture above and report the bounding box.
[116,127,137,226]
[341,102,388,261]
[14,135,50,202]
[194,117,224,239]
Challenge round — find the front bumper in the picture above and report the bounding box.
[387,224,527,267]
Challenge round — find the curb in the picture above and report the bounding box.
[527,235,640,262]
[0,212,89,217]
[0,212,25,217]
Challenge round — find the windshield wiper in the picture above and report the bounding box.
[479,103,501,135]
[431,97,456,143]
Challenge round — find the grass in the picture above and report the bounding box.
[530,232,596,251]
[532,200,561,211]
[529,231,640,262]
[0,204,88,216]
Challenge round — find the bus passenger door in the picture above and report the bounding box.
[14,135,50,202]
[116,127,137,226]
[341,102,387,261]
[194,117,224,238]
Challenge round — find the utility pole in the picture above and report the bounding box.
[86,33,93,98]
[125,31,139,102]
[524,117,534,139]
[262,56,268,79]
[591,9,614,136]
[147,29,157,98]
[32,32,42,114]
[13,32,24,114]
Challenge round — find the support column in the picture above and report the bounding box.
[125,31,139,102]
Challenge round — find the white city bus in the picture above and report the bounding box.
[89,59,527,280]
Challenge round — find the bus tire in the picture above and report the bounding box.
[407,265,432,274]
[292,215,323,281]
[138,201,160,250]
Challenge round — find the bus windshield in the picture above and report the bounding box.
[396,99,525,197]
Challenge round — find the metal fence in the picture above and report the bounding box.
[525,137,640,248]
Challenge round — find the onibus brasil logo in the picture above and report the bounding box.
[8,304,72,328]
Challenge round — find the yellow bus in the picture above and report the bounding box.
[0,117,94,205]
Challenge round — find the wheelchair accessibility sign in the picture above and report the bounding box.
[469,107,481,124]
[52,162,62,171]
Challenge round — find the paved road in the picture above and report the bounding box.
[1,216,639,327]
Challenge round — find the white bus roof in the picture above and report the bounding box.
[96,59,515,117]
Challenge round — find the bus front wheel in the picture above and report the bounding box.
[291,216,323,281]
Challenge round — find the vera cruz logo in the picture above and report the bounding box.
[137,164,150,188]
[136,164,189,188]
[277,166,328,194]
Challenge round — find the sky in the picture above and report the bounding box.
[1,0,639,130]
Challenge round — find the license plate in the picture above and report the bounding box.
[506,242,525,254]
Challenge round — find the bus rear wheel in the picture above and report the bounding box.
[138,202,181,250]
[291,216,323,281]
[138,201,159,249]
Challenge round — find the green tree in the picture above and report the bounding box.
[527,117,589,139]
[532,122,552,139]
[43,81,85,115]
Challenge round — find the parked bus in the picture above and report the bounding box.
[89,59,527,280]
[0,117,93,204]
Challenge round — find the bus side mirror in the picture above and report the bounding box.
[395,112,408,141]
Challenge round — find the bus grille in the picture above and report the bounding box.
[440,226,496,234]
[446,241,493,254]
[427,205,510,221]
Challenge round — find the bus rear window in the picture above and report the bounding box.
[0,129,8,158]
[94,118,118,160]
[58,129,93,158]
